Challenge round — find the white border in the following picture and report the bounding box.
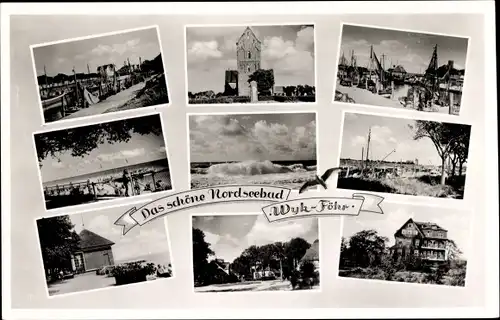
[334,109,473,204]
[2,2,498,319]
[33,208,176,299]
[336,202,475,289]
[185,110,320,192]
[184,23,318,107]
[31,111,177,215]
[331,22,471,119]
[30,25,172,126]
[189,211,322,294]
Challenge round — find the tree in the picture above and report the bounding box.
[230,255,252,280]
[248,69,275,96]
[409,120,471,185]
[298,260,317,289]
[35,114,163,164]
[303,85,314,96]
[36,215,80,278]
[283,86,296,97]
[285,237,311,270]
[450,125,471,176]
[446,239,463,260]
[347,230,388,268]
[241,245,261,276]
[192,228,214,286]
[296,85,305,96]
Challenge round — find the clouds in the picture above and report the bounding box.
[33,27,161,77]
[186,25,315,92]
[189,113,316,162]
[193,214,319,262]
[187,41,223,63]
[340,25,468,74]
[96,148,146,162]
[341,113,442,164]
[73,212,171,264]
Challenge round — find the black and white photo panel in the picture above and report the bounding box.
[33,113,173,211]
[188,112,317,190]
[36,207,174,297]
[31,26,170,124]
[337,112,471,199]
[192,213,320,292]
[339,202,471,287]
[334,24,468,116]
[186,24,316,105]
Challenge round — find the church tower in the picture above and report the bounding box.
[236,27,261,96]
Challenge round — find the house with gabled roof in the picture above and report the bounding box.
[389,218,450,262]
[71,229,115,273]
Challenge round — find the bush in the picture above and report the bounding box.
[110,261,156,285]
[289,270,300,289]
[257,95,275,101]
[189,96,251,104]
[297,95,316,102]
[273,95,296,103]
[295,261,319,289]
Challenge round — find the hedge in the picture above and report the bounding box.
[188,95,315,104]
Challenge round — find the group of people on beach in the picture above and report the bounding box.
[45,168,169,198]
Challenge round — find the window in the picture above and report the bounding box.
[248,52,251,59]
[414,250,419,256]
[415,239,420,246]
[247,66,251,73]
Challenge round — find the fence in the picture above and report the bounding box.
[41,71,155,121]
[44,168,172,199]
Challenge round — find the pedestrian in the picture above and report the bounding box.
[134,180,141,195]
[122,169,131,197]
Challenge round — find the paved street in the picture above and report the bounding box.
[195,279,293,293]
[64,81,146,119]
[48,272,116,296]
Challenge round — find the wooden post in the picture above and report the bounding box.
[152,172,157,191]
[449,91,454,115]
[72,67,79,109]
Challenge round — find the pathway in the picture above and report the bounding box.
[48,272,116,296]
[195,279,292,292]
[63,81,147,119]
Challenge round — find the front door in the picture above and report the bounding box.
[73,253,85,273]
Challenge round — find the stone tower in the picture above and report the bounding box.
[236,27,261,96]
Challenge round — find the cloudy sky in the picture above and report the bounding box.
[339,24,468,73]
[38,126,167,183]
[340,113,443,166]
[189,113,316,163]
[68,209,171,265]
[33,27,161,77]
[342,203,471,259]
[193,214,319,263]
[186,25,315,93]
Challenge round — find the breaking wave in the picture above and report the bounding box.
[204,160,315,176]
